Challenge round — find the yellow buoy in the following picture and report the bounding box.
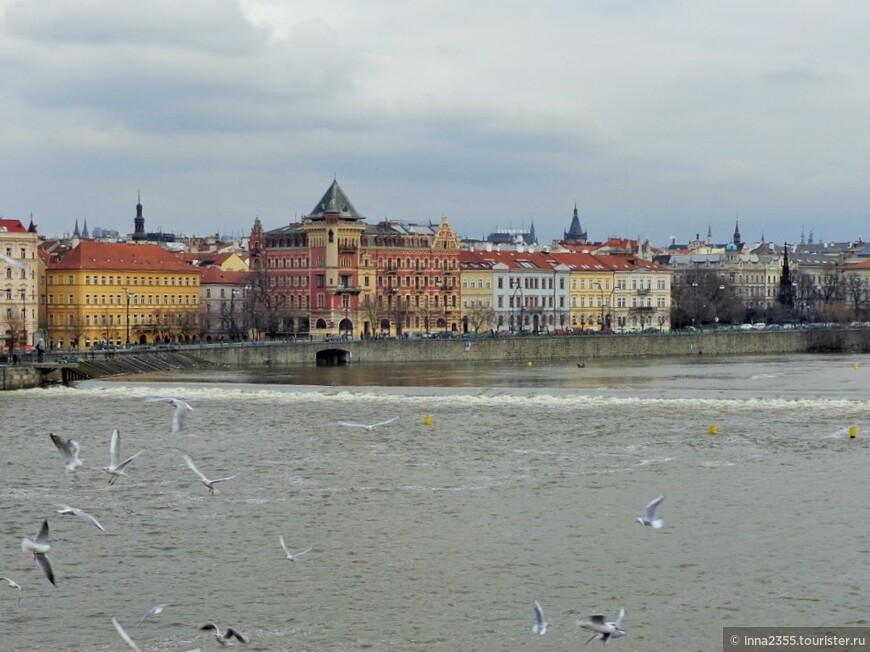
[853,363,860,371]
[423,415,433,426]
[527,361,533,367]
[708,424,719,435]
[849,425,858,438]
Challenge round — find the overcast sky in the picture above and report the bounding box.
[1,0,868,247]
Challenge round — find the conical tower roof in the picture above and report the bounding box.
[306,179,364,221]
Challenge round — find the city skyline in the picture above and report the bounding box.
[2,1,869,246]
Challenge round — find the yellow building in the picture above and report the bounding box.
[548,252,614,331]
[44,241,201,349]
[458,251,496,334]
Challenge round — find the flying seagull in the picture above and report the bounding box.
[532,600,547,635]
[637,495,665,529]
[112,617,142,652]
[50,433,83,473]
[0,577,22,603]
[200,623,248,645]
[137,602,170,626]
[104,429,143,485]
[145,397,193,433]
[56,504,105,531]
[183,455,238,495]
[580,608,625,645]
[21,520,55,586]
[336,417,398,431]
[278,536,312,561]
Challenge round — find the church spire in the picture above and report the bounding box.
[133,190,146,241]
[777,242,794,308]
[563,201,587,243]
[73,218,80,238]
[733,219,742,249]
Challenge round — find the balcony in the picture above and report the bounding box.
[629,305,655,312]
[636,287,651,295]
[338,243,358,253]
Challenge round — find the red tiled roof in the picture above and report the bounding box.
[461,249,613,272]
[0,218,28,233]
[47,241,196,273]
[459,249,666,272]
[198,267,250,284]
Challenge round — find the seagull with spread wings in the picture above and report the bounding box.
[137,602,170,626]
[183,455,238,495]
[56,504,105,531]
[336,417,398,431]
[104,429,143,485]
[50,433,83,473]
[145,397,193,433]
[21,520,55,586]
[278,536,312,561]
[579,608,626,645]
[531,600,548,635]
[636,495,665,529]
[200,622,248,645]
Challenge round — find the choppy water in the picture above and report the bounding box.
[1,354,868,651]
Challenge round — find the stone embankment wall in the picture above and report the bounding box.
[193,329,869,367]
[0,366,43,390]
[3,329,866,390]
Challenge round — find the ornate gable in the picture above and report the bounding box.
[432,216,459,250]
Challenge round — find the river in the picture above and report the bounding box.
[1,353,868,651]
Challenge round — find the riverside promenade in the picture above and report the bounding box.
[3,327,867,391]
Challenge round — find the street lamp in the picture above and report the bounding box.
[20,288,27,351]
[594,281,605,331]
[387,286,400,337]
[123,288,136,347]
[510,280,525,334]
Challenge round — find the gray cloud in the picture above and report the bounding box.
[1,0,869,245]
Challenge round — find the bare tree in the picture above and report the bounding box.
[844,274,869,321]
[359,295,380,337]
[466,303,495,334]
[177,311,199,343]
[68,313,85,349]
[198,304,214,341]
[816,262,847,322]
[245,269,287,340]
[671,270,742,328]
